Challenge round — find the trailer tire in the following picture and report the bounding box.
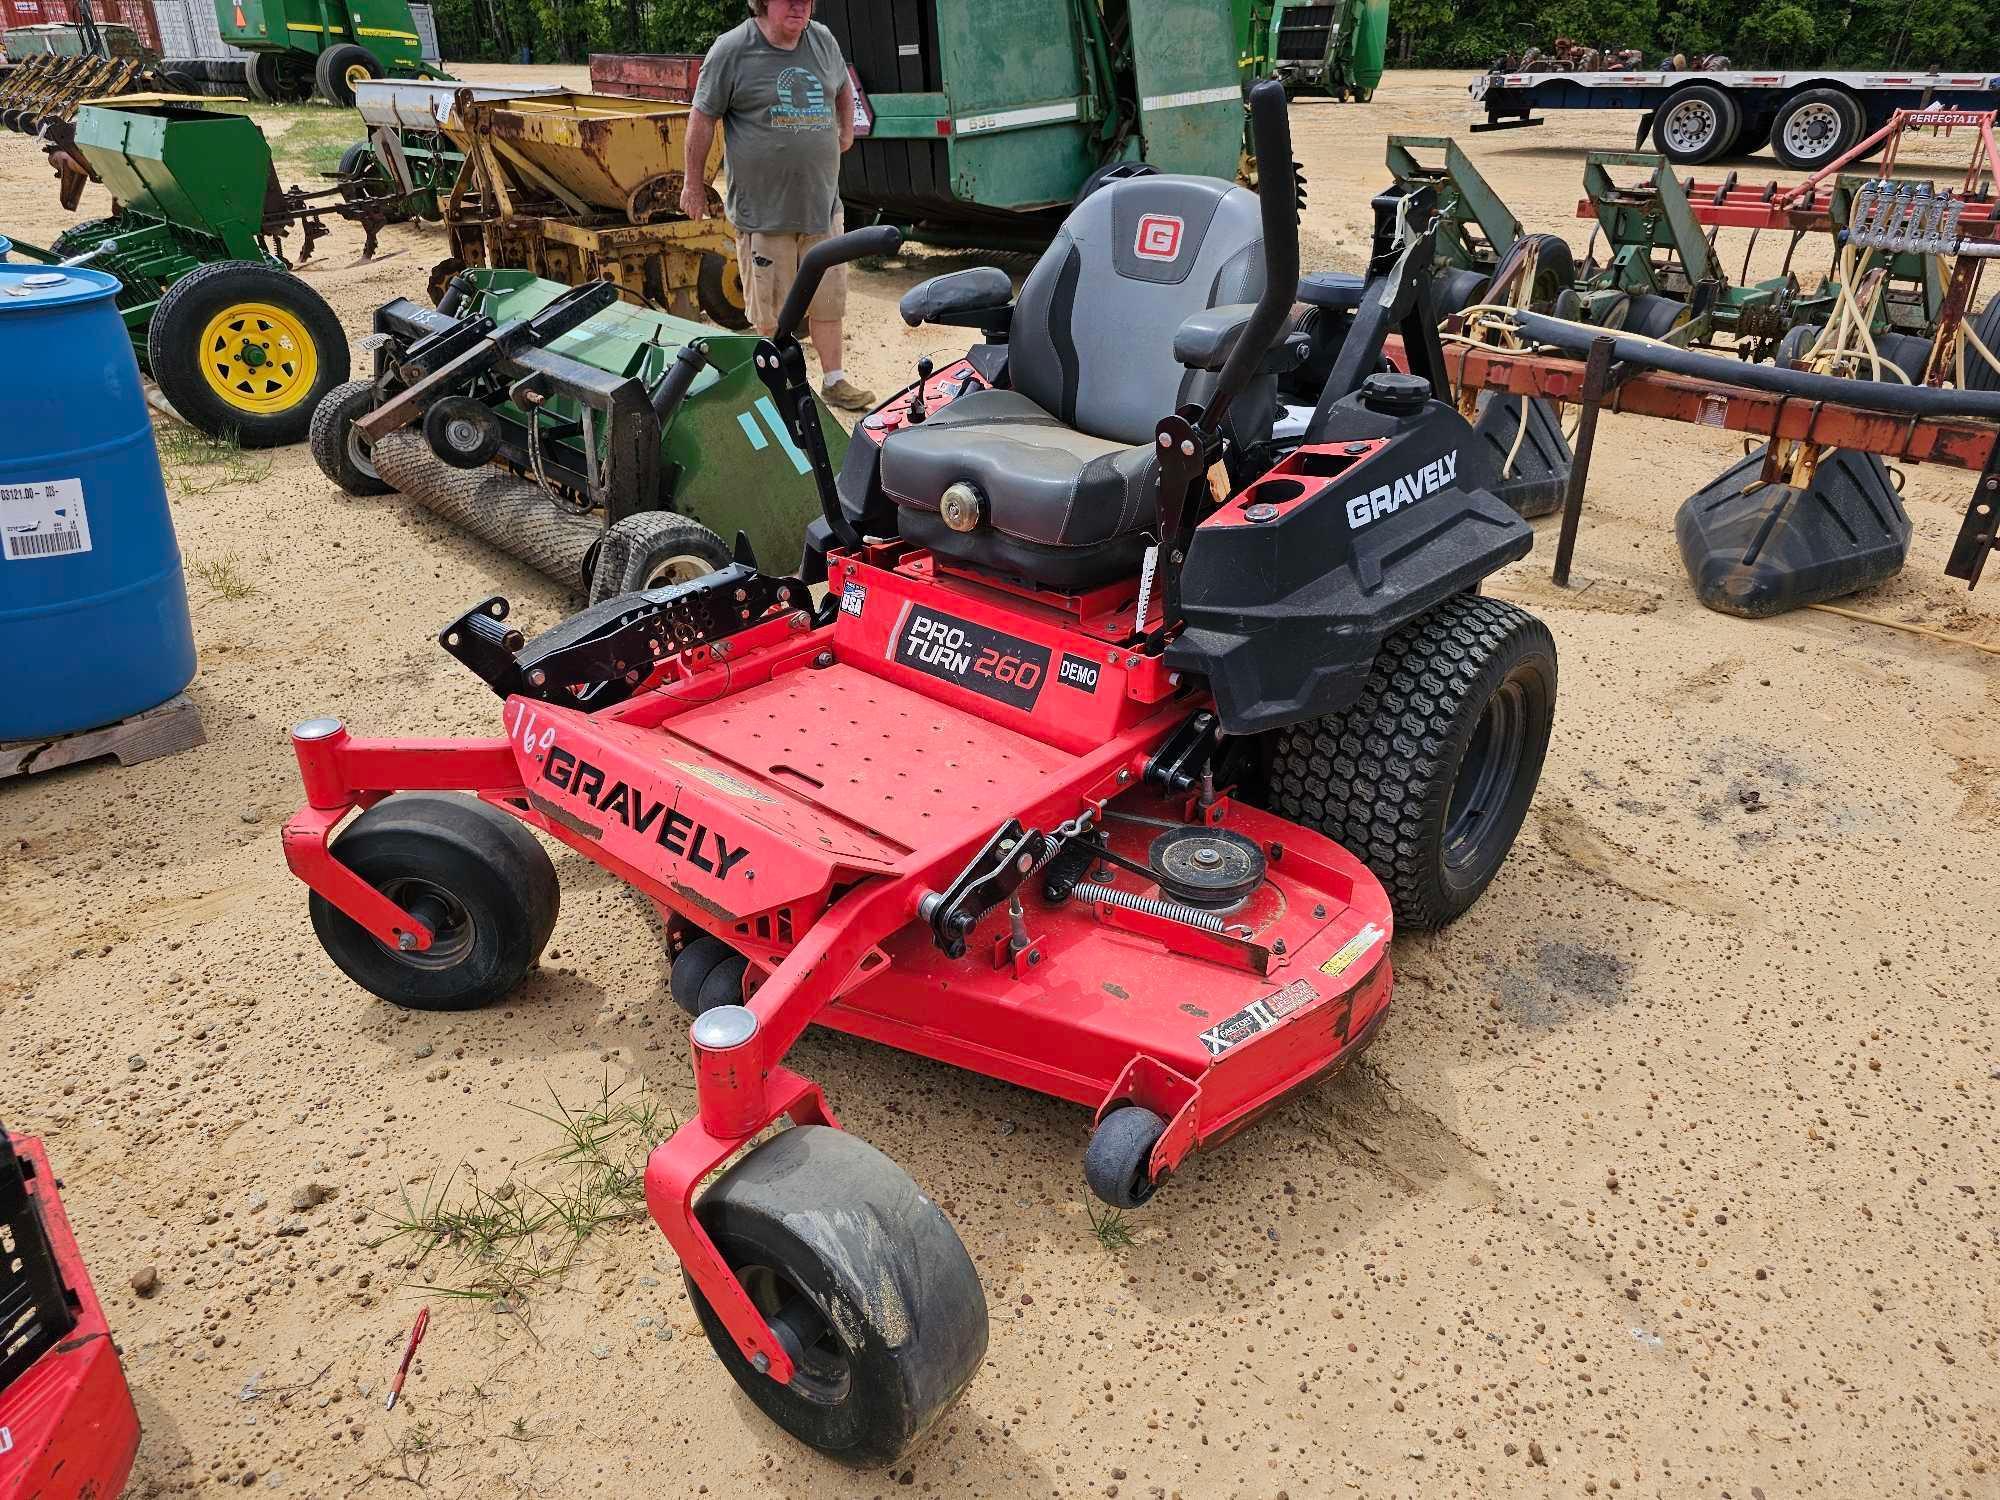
[1964,295,2000,392]
[586,511,733,605]
[1655,84,1738,166]
[309,379,393,496]
[1731,110,1774,157]
[148,261,349,448]
[685,1125,987,1467]
[1263,595,1557,932]
[316,43,380,108]
[1771,88,1862,172]
[696,251,750,329]
[309,793,560,1011]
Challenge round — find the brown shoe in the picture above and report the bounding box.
[821,376,877,412]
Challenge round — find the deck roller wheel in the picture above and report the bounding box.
[1263,595,1557,932]
[685,1125,988,1466]
[308,792,559,1011]
[147,261,348,447]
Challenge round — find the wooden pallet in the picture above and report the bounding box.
[0,694,205,781]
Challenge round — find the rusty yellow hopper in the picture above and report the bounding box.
[439,89,747,328]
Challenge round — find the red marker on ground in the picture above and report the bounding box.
[384,1306,430,1411]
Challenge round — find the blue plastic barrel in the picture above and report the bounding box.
[0,237,11,260]
[0,265,196,740]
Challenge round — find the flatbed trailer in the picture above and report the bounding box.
[1471,67,2000,171]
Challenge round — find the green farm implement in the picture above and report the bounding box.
[307,269,843,599]
[8,98,359,445]
[1239,0,1389,102]
[218,0,449,107]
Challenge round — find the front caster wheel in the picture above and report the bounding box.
[308,793,559,1010]
[685,1125,988,1467]
[669,936,744,1018]
[1265,594,1557,931]
[1084,1106,1166,1209]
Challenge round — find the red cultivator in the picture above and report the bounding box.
[285,85,1557,1464]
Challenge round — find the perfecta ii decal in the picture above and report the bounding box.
[1196,977,1319,1057]
[542,745,751,881]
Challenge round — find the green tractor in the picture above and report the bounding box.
[218,0,450,107]
[9,99,349,446]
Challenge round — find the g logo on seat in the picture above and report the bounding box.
[1135,213,1184,262]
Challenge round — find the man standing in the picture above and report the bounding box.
[681,0,875,412]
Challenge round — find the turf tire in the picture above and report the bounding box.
[309,379,394,495]
[315,43,380,108]
[1263,594,1557,932]
[586,510,732,605]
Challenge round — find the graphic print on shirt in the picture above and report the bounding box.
[772,65,831,130]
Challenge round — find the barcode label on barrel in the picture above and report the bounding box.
[0,477,91,562]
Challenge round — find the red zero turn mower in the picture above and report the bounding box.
[282,85,1557,1465]
[0,1129,140,1500]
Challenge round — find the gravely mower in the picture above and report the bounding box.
[282,84,1557,1464]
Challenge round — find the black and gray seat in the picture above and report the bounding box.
[880,174,1274,589]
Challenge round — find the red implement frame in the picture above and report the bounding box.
[0,1134,140,1500]
[284,541,1395,1386]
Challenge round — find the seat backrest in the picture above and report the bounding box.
[1010,174,1267,447]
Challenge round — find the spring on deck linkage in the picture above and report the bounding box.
[1071,881,1227,933]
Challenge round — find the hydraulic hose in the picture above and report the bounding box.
[1505,309,2000,421]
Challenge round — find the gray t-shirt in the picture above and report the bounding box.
[693,18,846,235]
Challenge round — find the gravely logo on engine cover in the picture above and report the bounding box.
[542,744,751,881]
[1344,451,1458,530]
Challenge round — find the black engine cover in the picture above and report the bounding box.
[1168,396,1532,734]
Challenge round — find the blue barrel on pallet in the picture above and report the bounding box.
[0,265,196,741]
[0,237,11,259]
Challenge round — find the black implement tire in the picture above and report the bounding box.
[49,215,118,260]
[147,261,348,447]
[1264,595,1557,931]
[308,793,559,1010]
[685,1126,987,1466]
[1625,292,1688,341]
[1731,110,1774,157]
[309,378,393,495]
[242,51,283,104]
[1084,1107,1166,1209]
[1483,232,1574,311]
[1655,83,1738,166]
[697,250,750,329]
[315,42,380,108]
[1963,294,2000,392]
[585,510,732,605]
[1771,88,1862,172]
[670,936,734,1018]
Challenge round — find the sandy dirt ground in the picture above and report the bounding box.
[2,66,1997,1500]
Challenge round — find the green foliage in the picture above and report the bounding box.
[429,0,737,63]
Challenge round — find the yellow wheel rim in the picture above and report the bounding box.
[199,301,317,414]
[345,62,371,89]
[721,257,745,310]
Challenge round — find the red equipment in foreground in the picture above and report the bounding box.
[285,85,1557,1465]
[0,1130,139,1500]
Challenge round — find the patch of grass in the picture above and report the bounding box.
[1087,1202,1136,1250]
[190,552,257,600]
[371,1078,679,1306]
[155,421,271,496]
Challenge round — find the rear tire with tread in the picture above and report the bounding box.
[315,42,379,107]
[1655,83,1738,165]
[1963,295,2000,392]
[308,793,559,1010]
[309,379,393,496]
[586,510,732,605]
[1263,595,1557,931]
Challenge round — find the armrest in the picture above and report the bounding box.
[899,267,1015,334]
[1175,304,1307,375]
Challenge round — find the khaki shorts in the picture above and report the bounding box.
[735,209,848,330]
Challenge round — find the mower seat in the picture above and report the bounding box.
[880,174,1270,589]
